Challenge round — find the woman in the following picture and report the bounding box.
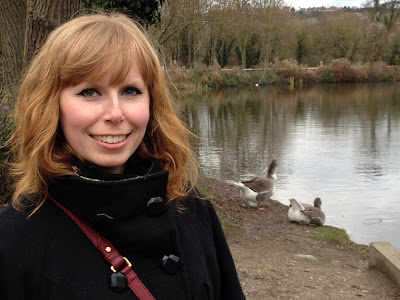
[0,13,245,299]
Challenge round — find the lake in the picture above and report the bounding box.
[182,82,400,249]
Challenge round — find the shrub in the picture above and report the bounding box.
[391,65,400,80]
[315,65,334,82]
[166,61,189,86]
[200,74,209,85]
[272,58,301,78]
[227,66,253,86]
[330,58,365,82]
[367,61,395,81]
[352,63,368,81]
[299,68,318,83]
[210,70,223,87]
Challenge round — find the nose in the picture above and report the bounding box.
[104,93,124,124]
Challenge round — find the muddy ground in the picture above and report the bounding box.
[198,176,400,300]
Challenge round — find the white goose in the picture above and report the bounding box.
[229,181,272,210]
[288,198,325,226]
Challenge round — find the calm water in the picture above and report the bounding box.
[182,83,400,249]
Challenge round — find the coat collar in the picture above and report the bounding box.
[47,158,169,227]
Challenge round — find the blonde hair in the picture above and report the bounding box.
[10,13,199,210]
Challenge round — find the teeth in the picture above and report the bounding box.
[93,135,126,144]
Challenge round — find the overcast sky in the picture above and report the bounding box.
[287,0,367,9]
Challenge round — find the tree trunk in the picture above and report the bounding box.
[240,46,247,69]
[25,0,82,67]
[0,0,26,104]
[0,0,81,110]
[0,0,25,204]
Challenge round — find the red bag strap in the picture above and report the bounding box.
[48,195,155,300]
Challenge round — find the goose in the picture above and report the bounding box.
[229,181,271,210]
[288,198,325,226]
[230,159,278,210]
[242,159,278,195]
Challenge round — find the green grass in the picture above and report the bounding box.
[195,185,213,199]
[312,225,369,259]
[219,217,238,237]
[268,199,281,206]
[312,225,351,246]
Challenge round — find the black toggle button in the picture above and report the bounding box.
[146,197,165,217]
[110,271,127,292]
[161,254,180,275]
[96,213,114,224]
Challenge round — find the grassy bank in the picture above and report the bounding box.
[197,177,369,258]
[197,176,400,299]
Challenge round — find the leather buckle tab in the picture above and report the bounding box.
[111,257,132,273]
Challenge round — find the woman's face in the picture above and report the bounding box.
[59,67,150,174]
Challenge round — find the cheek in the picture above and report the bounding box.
[129,104,150,128]
[60,104,96,133]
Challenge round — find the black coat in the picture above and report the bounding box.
[0,162,245,299]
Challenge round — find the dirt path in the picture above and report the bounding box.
[198,176,400,300]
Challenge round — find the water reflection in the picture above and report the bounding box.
[182,83,400,249]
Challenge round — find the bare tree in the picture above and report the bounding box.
[231,0,253,69]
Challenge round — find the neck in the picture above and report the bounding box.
[100,164,125,175]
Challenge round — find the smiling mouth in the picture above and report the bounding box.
[92,135,127,144]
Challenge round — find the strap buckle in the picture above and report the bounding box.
[111,257,132,273]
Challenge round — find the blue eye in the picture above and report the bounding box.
[124,87,141,96]
[78,88,99,97]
